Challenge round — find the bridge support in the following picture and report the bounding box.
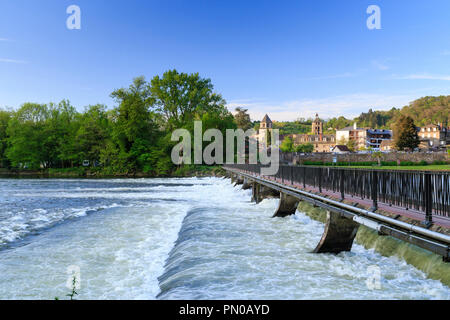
[251,182,258,202]
[242,178,252,190]
[234,176,244,186]
[252,183,279,204]
[273,192,299,218]
[231,174,236,184]
[313,210,360,254]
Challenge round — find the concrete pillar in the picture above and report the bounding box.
[231,174,236,184]
[242,178,252,190]
[273,192,299,218]
[313,210,360,254]
[252,183,279,204]
[234,176,244,186]
[251,183,260,203]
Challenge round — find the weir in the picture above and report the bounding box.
[224,165,450,261]
[313,210,360,253]
[252,183,279,204]
[273,193,299,218]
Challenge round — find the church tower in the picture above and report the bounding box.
[259,114,273,146]
[312,113,323,141]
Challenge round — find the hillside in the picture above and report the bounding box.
[330,95,450,130]
[252,95,450,134]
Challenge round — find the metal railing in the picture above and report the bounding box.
[223,164,450,224]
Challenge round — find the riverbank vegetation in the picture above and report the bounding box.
[0,70,236,177]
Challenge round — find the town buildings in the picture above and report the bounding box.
[284,114,336,152]
[336,123,392,151]
[254,113,450,154]
[418,124,450,150]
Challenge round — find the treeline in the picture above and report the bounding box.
[0,70,236,175]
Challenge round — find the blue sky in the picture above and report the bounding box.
[1,0,450,121]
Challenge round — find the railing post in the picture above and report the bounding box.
[318,167,322,193]
[370,170,378,212]
[303,166,306,188]
[423,173,433,228]
[340,169,345,201]
[290,166,293,185]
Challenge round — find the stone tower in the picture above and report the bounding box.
[259,114,273,146]
[312,113,323,135]
[312,113,323,140]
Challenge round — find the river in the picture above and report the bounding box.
[0,177,448,299]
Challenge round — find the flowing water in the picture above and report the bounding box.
[0,177,448,300]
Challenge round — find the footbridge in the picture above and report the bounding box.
[223,164,450,261]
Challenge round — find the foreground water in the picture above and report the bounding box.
[0,177,448,299]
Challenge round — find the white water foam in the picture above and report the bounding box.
[0,177,449,300]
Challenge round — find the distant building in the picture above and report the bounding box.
[336,122,392,151]
[252,114,279,148]
[331,145,351,154]
[366,129,393,150]
[283,114,336,153]
[418,123,449,149]
[380,139,394,151]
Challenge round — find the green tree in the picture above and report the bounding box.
[46,100,78,168]
[294,143,314,153]
[74,104,110,166]
[0,109,12,167]
[346,139,356,152]
[280,136,294,152]
[110,76,157,172]
[234,107,252,130]
[150,69,226,130]
[393,115,420,151]
[370,149,383,166]
[6,103,50,169]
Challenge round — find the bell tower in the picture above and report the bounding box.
[312,113,323,137]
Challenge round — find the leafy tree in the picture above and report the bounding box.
[6,103,50,168]
[337,137,356,152]
[393,115,420,151]
[234,107,252,130]
[46,100,78,168]
[370,149,383,166]
[110,76,157,172]
[74,104,110,166]
[150,69,226,130]
[0,109,12,167]
[280,136,294,152]
[294,143,314,153]
[346,139,356,152]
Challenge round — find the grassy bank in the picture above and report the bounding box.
[297,201,450,287]
[346,165,450,171]
[301,160,450,171]
[0,165,226,178]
